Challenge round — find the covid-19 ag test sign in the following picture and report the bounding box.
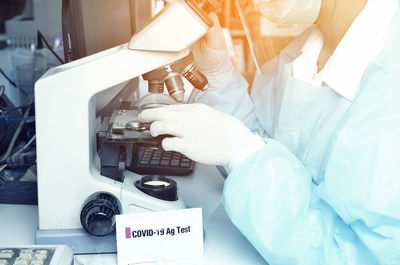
[116,208,203,265]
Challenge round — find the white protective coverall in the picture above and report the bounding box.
[189,7,400,265]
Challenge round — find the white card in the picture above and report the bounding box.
[116,208,203,265]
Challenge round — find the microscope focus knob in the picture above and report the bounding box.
[80,193,121,237]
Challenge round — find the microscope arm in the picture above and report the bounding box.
[35,44,189,230]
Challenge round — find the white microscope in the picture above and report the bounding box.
[34,0,222,253]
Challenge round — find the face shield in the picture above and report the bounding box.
[234,0,320,74]
[235,0,272,74]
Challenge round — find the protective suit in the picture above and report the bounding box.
[189,8,400,265]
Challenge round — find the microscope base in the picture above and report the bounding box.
[35,229,117,254]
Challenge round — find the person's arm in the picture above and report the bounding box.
[223,137,400,264]
[223,139,379,264]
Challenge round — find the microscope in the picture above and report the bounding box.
[34,0,222,254]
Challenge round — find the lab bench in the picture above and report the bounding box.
[0,163,267,265]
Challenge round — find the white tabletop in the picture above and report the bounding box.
[0,164,267,265]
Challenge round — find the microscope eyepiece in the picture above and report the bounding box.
[184,0,223,26]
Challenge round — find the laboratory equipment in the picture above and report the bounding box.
[5,0,62,48]
[62,0,153,62]
[134,175,178,201]
[34,0,221,254]
[0,245,73,265]
[98,104,194,179]
[131,144,194,176]
[142,52,209,101]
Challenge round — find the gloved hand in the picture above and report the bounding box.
[191,13,234,89]
[138,103,265,169]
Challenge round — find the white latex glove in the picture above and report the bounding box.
[138,103,265,169]
[191,13,234,89]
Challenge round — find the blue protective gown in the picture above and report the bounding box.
[191,7,400,265]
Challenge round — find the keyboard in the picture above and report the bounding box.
[130,144,194,176]
[0,245,73,265]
